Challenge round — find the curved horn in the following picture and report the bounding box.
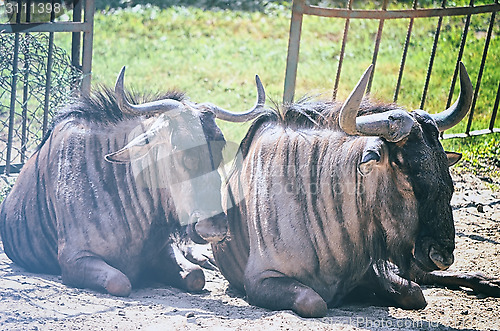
[205,75,267,122]
[430,62,473,131]
[115,66,183,115]
[339,64,414,142]
[354,109,415,142]
[339,65,373,135]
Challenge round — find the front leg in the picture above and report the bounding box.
[362,261,427,310]
[59,251,132,297]
[413,268,500,297]
[148,242,206,292]
[245,274,328,318]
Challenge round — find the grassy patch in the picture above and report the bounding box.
[443,133,500,186]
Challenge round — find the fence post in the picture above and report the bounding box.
[283,0,306,104]
[81,0,95,96]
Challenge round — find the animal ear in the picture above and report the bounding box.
[358,150,381,176]
[358,138,385,176]
[446,151,462,167]
[105,114,171,164]
[105,132,157,163]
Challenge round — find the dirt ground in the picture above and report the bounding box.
[0,170,499,331]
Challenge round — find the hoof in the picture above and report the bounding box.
[105,271,132,297]
[398,282,427,310]
[292,289,328,318]
[183,268,205,292]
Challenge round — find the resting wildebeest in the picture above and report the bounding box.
[213,63,500,317]
[0,67,266,296]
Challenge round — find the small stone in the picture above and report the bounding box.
[117,310,126,316]
[460,310,469,315]
[185,312,195,318]
[476,203,484,213]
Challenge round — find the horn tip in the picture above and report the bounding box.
[458,61,465,75]
[115,66,127,92]
[255,74,262,86]
[458,61,469,79]
[118,66,126,79]
[457,62,472,92]
[365,64,374,76]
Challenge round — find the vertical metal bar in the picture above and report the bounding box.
[26,0,31,22]
[420,0,447,110]
[21,0,33,164]
[332,0,353,101]
[394,0,418,102]
[489,80,500,131]
[283,0,306,104]
[42,0,57,135]
[81,0,95,96]
[446,0,473,109]
[366,0,389,95]
[5,1,23,175]
[72,0,82,69]
[466,8,496,134]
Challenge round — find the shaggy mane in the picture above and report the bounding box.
[53,86,186,125]
[39,86,186,149]
[238,96,404,159]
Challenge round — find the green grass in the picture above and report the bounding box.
[46,1,499,177]
[442,133,500,186]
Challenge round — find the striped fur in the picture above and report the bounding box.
[213,98,457,316]
[0,88,226,295]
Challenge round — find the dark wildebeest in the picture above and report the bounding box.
[0,67,266,296]
[213,63,500,317]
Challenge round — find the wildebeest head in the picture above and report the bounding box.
[105,67,267,243]
[338,63,473,272]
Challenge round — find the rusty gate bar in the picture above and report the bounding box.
[21,43,29,164]
[21,0,33,164]
[302,3,500,19]
[283,0,305,104]
[1,0,95,175]
[420,0,447,110]
[366,0,389,95]
[42,1,57,136]
[394,0,418,102]
[446,0,473,109]
[491,81,500,131]
[5,1,22,176]
[0,21,90,33]
[332,0,352,101]
[81,0,95,95]
[284,0,500,139]
[72,0,83,70]
[465,5,497,134]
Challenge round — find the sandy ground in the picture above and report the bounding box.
[0,170,499,331]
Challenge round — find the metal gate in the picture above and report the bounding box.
[0,0,95,175]
[283,0,500,139]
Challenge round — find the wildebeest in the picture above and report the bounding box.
[0,67,266,296]
[213,63,500,317]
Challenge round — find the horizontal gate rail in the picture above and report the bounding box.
[301,3,500,20]
[0,0,95,175]
[284,0,500,139]
[0,21,91,33]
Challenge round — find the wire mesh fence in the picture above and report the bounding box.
[0,33,82,174]
[0,0,94,175]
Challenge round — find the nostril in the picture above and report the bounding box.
[194,214,228,243]
[429,246,454,270]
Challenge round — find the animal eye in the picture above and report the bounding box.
[182,153,199,171]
